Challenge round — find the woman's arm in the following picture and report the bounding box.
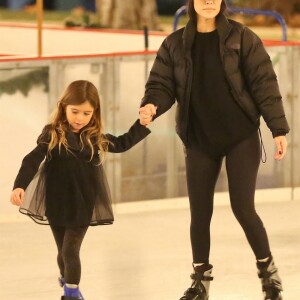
[274,135,288,160]
[241,27,290,137]
[141,38,176,119]
[241,27,289,160]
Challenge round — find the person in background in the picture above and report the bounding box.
[10,80,150,300]
[139,0,289,299]
[6,0,32,10]
[6,0,54,10]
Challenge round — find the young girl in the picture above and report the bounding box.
[10,80,151,300]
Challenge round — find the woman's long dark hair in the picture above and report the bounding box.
[187,0,227,24]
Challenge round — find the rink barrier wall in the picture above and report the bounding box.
[0,26,299,217]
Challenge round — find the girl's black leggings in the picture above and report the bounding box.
[185,131,271,263]
[50,225,88,285]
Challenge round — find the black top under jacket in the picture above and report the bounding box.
[188,30,256,156]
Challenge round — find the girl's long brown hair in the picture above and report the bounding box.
[46,80,109,162]
[187,0,227,24]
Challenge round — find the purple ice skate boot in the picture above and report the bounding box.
[61,284,84,300]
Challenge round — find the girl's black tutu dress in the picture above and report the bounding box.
[13,120,150,228]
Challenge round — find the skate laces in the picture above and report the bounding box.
[257,258,283,300]
[179,287,199,300]
[179,272,213,300]
[191,272,213,282]
[179,278,205,300]
[258,268,283,293]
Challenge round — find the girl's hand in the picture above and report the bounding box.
[139,104,157,126]
[10,188,25,206]
[274,136,287,160]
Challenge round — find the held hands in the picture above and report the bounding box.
[10,188,25,206]
[274,135,287,160]
[139,104,157,126]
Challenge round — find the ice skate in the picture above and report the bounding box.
[58,278,84,299]
[61,285,84,300]
[179,264,213,300]
[257,256,283,300]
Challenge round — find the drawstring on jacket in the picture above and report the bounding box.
[258,128,267,163]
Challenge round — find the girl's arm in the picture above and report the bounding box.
[10,188,25,206]
[13,126,50,190]
[105,119,151,153]
[11,142,47,207]
[13,142,48,190]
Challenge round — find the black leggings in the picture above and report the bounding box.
[185,131,271,263]
[50,225,88,285]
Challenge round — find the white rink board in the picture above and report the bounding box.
[0,23,166,56]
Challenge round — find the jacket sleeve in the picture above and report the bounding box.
[105,119,151,153]
[241,27,290,137]
[13,126,49,190]
[141,37,176,119]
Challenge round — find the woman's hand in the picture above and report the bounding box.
[274,136,287,160]
[10,188,25,206]
[139,104,157,126]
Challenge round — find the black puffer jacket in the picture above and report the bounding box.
[141,14,290,146]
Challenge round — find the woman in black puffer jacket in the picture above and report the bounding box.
[140,0,289,299]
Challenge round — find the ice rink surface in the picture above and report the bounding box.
[1,199,299,300]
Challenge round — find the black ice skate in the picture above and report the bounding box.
[257,256,283,300]
[179,264,213,300]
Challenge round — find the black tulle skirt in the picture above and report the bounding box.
[19,158,114,227]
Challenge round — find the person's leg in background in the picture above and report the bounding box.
[81,0,96,12]
[96,0,113,27]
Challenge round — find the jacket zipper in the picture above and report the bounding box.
[184,52,193,147]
